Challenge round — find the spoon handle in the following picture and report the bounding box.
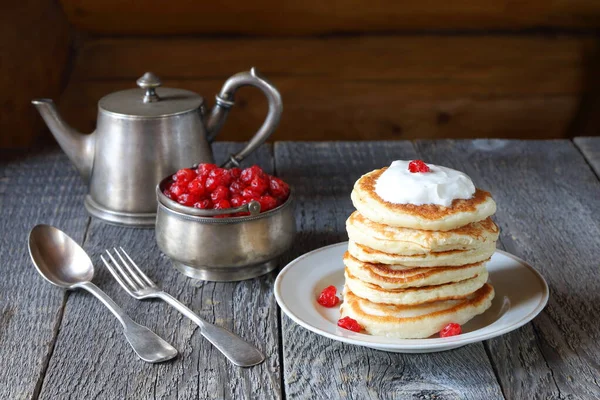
[77,281,177,363]
[157,292,264,367]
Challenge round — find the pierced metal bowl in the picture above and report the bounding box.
[155,178,296,282]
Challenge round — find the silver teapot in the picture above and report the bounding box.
[32,68,282,227]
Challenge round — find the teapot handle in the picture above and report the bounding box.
[205,67,282,168]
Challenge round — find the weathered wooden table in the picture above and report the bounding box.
[1,139,599,400]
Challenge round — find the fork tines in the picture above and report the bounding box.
[101,247,156,293]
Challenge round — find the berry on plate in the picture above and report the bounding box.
[317,285,340,307]
[439,323,462,337]
[337,317,362,332]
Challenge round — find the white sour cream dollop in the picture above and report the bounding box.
[374,160,475,206]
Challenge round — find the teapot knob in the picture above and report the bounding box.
[136,72,162,103]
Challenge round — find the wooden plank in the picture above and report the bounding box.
[37,144,281,400]
[274,142,504,399]
[574,137,600,177]
[0,0,70,148]
[57,34,595,141]
[414,139,600,399]
[60,79,579,142]
[0,150,89,400]
[71,36,591,95]
[59,0,600,35]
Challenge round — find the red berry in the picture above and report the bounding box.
[408,160,430,173]
[187,178,206,197]
[206,168,232,191]
[242,187,261,200]
[170,183,187,198]
[205,176,218,192]
[210,185,229,202]
[212,199,231,218]
[258,195,277,212]
[214,199,231,208]
[229,180,245,196]
[163,189,174,200]
[249,176,268,195]
[240,165,265,183]
[210,167,232,184]
[269,176,290,200]
[317,285,340,308]
[174,168,196,184]
[197,173,208,187]
[337,317,362,332]
[230,195,244,207]
[177,193,198,207]
[229,167,242,179]
[167,166,291,217]
[193,199,212,209]
[440,323,462,337]
[197,163,218,177]
[211,167,227,177]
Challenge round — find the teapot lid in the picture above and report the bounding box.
[98,72,203,117]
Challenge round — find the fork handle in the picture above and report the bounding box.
[157,292,265,367]
[77,282,177,363]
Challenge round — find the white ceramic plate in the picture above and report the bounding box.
[274,242,549,353]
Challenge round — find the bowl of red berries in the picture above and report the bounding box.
[155,163,295,282]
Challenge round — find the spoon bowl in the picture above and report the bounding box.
[27,224,178,363]
[28,225,94,288]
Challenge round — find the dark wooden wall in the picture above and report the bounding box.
[2,1,600,148]
[59,1,600,34]
[0,0,70,149]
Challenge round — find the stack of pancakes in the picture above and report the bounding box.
[340,168,499,338]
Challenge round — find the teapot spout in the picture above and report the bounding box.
[32,99,95,183]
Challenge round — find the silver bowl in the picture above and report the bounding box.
[155,178,296,282]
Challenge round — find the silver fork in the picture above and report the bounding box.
[101,247,265,367]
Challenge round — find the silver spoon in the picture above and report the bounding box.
[27,224,178,363]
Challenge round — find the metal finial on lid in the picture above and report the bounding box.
[136,72,162,103]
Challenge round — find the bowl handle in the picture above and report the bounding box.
[157,183,262,218]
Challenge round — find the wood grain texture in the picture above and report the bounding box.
[4,140,600,399]
[0,150,89,400]
[57,35,596,141]
[37,144,281,400]
[59,0,600,35]
[574,136,600,177]
[71,36,592,92]
[274,142,504,400]
[0,0,70,148]
[60,79,580,141]
[414,139,600,399]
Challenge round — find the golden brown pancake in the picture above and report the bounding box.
[346,211,499,255]
[340,284,495,338]
[344,251,488,289]
[344,268,488,305]
[348,240,496,267]
[351,168,496,230]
